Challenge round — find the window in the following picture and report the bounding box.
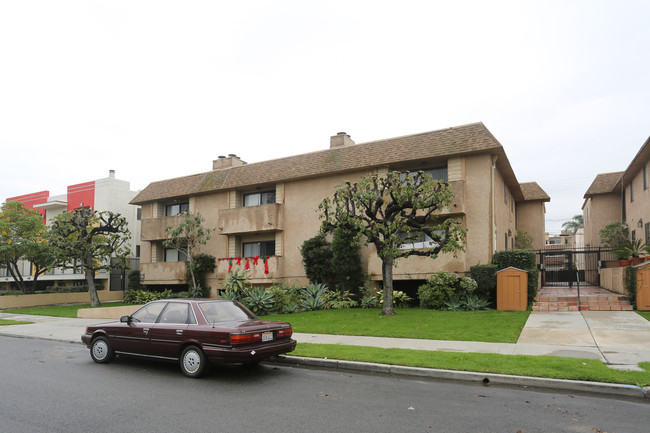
[137,207,141,220]
[644,164,648,190]
[165,202,189,216]
[243,241,275,257]
[244,190,275,207]
[158,302,195,324]
[164,247,187,262]
[505,233,508,249]
[400,167,448,183]
[504,183,508,205]
[135,245,141,258]
[131,302,166,323]
[632,230,636,242]
[645,223,649,244]
[630,182,634,202]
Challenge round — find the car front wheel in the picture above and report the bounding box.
[180,345,207,378]
[90,336,115,363]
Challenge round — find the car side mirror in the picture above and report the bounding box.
[120,315,132,324]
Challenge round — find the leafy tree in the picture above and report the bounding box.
[163,213,211,297]
[0,201,54,293]
[562,214,584,233]
[300,233,334,285]
[331,227,364,297]
[600,221,629,252]
[49,208,132,306]
[319,170,465,315]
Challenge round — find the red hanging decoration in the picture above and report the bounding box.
[263,256,269,274]
[244,257,250,271]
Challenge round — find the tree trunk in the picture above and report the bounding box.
[381,256,395,316]
[6,261,28,293]
[86,269,101,307]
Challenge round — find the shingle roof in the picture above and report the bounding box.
[583,171,623,198]
[520,182,550,202]
[131,122,523,204]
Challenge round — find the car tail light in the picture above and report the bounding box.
[276,327,292,338]
[230,332,263,345]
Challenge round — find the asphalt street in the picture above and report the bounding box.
[1,336,648,433]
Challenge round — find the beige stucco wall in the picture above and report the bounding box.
[583,193,622,247]
[516,201,546,250]
[625,167,650,245]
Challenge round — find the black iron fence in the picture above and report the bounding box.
[536,247,617,287]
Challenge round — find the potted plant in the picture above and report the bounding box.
[613,239,646,266]
[600,221,630,266]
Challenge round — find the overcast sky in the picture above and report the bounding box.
[1,0,648,235]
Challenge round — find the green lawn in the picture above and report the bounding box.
[261,309,530,343]
[0,319,33,326]
[637,311,650,321]
[293,343,650,386]
[3,302,131,318]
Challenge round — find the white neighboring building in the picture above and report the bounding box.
[1,171,141,291]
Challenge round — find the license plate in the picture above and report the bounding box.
[262,331,273,342]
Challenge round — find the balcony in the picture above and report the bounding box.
[140,262,187,285]
[141,215,185,241]
[217,203,284,235]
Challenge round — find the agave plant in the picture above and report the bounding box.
[613,239,647,259]
[243,287,274,316]
[463,294,491,311]
[442,294,465,311]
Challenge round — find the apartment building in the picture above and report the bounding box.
[132,123,549,296]
[1,171,141,291]
[582,136,650,247]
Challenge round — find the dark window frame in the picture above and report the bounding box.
[242,240,276,257]
[165,202,189,216]
[243,190,276,207]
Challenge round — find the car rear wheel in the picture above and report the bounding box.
[90,336,115,363]
[180,345,207,378]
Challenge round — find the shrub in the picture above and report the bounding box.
[222,269,250,301]
[600,221,630,252]
[625,266,638,309]
[418,271,459,309]
[127,270,142,292]
[124,289,172,304]
[300,233,334,285]
[470,264,498,302]
[375,289,412,308]
[330,227,364,298]
[267,282,302,313]
[361,295,378,308]
[491,250,536,270]
[323,290,358,309]
[189,253,216,297]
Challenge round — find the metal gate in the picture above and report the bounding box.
[536,247,616,287]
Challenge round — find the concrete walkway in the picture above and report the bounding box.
[2,310,650,370]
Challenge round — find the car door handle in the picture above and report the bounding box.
[143,328,149,335]
[176,330,184,335]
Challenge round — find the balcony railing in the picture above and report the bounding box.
[217,203,284,235]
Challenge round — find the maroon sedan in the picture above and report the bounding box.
[81,299,296,377]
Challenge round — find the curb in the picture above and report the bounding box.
[270,355,650,400]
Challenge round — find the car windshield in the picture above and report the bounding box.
[199,301,257,323]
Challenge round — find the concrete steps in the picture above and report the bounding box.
[533,295,633,312]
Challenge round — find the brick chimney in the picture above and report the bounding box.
[330,132,355,148]
[213,154,247,170]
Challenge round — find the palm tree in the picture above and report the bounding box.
[562,215,584,234]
